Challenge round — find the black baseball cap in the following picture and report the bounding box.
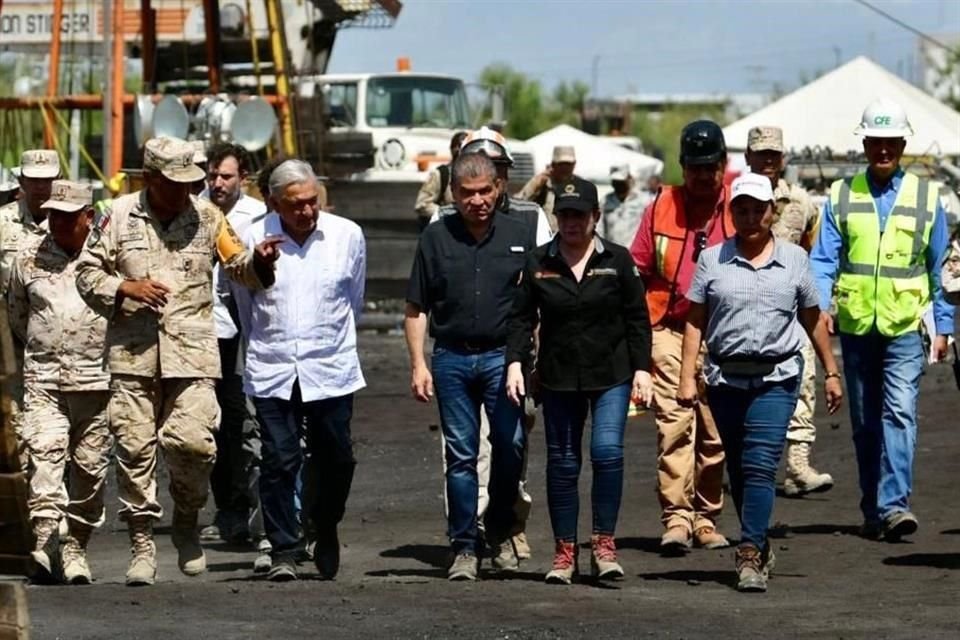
[553,177,599,213]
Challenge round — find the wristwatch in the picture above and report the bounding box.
[824,372,841,380]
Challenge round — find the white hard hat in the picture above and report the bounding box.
[854,98,913,138]
[460,126,514,166]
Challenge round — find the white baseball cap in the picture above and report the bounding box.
[731,172,774,203]
[609,164,630,181]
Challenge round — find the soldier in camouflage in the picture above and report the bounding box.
[745,126,834,497]
[0,150,60,467]
[75,136,283,586]
[8,180,111,585]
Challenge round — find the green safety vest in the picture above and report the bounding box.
[832,171,938,337]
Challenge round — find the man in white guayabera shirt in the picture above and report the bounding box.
[232,159,366,582]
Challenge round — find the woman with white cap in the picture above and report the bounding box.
[677,172,843,593]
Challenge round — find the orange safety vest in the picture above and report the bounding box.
[645,186,734,326]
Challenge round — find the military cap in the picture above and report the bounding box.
[41,179,94,213]
[20,149,61,179]
[746,126,784,153]
[143,136,206,183]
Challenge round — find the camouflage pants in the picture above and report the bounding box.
[109,375,220,521]
[23,387,112,527]
[787,339,818,444]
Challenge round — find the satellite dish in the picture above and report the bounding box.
[230,98,277,151]
[153,95,190,140]
[133,95,155,145]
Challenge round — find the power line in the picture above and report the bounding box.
[852,0,957,51]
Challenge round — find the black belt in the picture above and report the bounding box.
[710,351,800,377]
[710,352,799,365]
[435,338,505,353]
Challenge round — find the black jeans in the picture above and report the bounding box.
[211,337,258,523]
[253,380,356,554]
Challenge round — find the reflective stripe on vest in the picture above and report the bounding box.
[832,172,937,337]
[645,186,733,325]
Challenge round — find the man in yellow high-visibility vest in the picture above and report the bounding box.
[810,99,953,543]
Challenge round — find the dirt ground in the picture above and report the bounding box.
[19,334,960,639]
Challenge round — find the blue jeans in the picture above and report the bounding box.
[253,381,356,555]
[707,378,799,548]
[541,383,630,542]
[432,346,524,554]
[840,331,923,523]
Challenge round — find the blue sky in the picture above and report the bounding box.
[328,0,960,97]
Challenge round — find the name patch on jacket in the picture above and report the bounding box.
[587,268,618,277]
[535,270,562,279]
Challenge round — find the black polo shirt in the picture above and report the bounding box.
[506,236,652,392]
[407,210,538,347]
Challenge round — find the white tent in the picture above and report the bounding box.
[723,56,960,157]
[524,124,664,184]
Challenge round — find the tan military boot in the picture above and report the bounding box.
[126,517,157,586]
[31,517,61,582]
[62,522,94,585]
[172,509,206,576]
[784,442,834,497]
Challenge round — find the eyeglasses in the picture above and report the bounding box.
[693,230,707,260]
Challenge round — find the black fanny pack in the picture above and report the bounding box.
[710,351,800,377]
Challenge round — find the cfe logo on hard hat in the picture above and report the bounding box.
[873,116,892,126]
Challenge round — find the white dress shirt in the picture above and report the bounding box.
[203,191,268,339]
[233,211,367,402]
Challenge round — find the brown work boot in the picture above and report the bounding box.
[735,544,767,592]
[784,442,834,497]
[31,517,61,583]
[512,531,532,560]
[544,540,577,585]
[694,524,730,549]
[62,522,94,585]
[590,534,624,580]
[660,525,692,554]
[172,509,206,576]
[126,517,157,586]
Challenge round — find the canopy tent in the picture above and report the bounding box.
[523,124,664,184]
[722,56,960,157]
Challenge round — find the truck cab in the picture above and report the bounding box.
[298,72,535,186]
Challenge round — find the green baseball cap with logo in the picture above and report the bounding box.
[143,136,206,183]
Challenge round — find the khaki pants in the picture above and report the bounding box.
[652,328,725,532]
[109,375,220,521]
[787,339,817,444]
[23,387,112,527]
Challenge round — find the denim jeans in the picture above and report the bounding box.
[707,378,799,548]
[541,382,630,542]
[253,381,356,554]
[432,345,524,554]
[840,331,923,523]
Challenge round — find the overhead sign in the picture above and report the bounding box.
[0,3,98,44]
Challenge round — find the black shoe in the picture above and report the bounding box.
[314,527,340,580]
[859,520,883,541]
[882,511,918,542]
[267,554,298,582]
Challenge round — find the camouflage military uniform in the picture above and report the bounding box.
[772,177,821,447]
[601,189,653,247]
[75,191,269,522]
[8,234,111,528]
[0,199,49,466]
[516,174,558,231]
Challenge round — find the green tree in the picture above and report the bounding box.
[478,64,546,139]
